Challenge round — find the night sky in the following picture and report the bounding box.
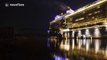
[0,0,96,33]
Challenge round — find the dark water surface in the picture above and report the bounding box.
[0,33,53,60]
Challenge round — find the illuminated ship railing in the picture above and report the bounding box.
[65,0,107,18]
[68,18,107,30]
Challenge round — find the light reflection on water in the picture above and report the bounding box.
[47,38,50,48]
[54,55,69,60]
[94,39,101,53]
[49,38,107,60]
[72,39,75,49]
[60,38,70,51]
[59,38,107,53]
[86,39,90,51]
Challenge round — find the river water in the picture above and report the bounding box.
[48,38,107,60]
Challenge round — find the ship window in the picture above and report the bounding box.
[76,17,84,22]
[97,6,100,9]
[94,11,100,14]
[88,13,92,16]
[92,17,95,19]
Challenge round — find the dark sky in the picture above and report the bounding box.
[0,0,96,33]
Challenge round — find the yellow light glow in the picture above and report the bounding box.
[68,32,70,38]
[105,22,107,31]
[60,39,70,51]
[60,41,64,49]
[78,39,82,49]
[72,31,75,37]
[65,44,70,51]
[83,39,86,45]
[66,58,69,60]
[60,31,63,36]
[85,29,90,37]
[105,46,107,56]
[78,30,81,37]
[65,32,67,40]
[61,29,70,32]
[86,40,90,51]
[64,40,70,51]
[95,40,100,53]
[72,39,75,49]
[94,28,101,38]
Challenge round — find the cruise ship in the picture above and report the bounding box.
[48,0,107,60]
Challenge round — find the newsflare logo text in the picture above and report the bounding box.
[5,3,24,7]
